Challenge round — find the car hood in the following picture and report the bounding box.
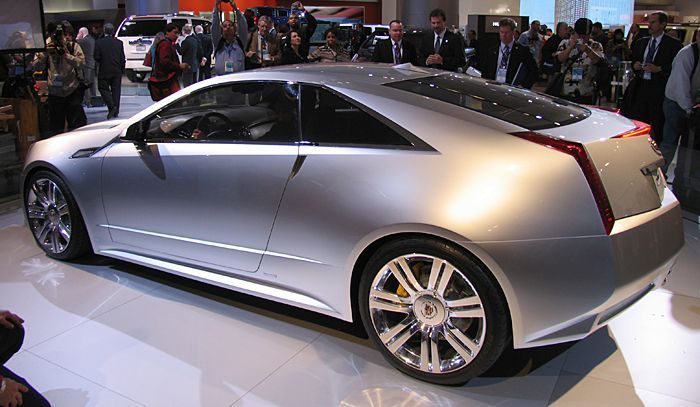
[50,120,128,148]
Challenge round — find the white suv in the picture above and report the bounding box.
[116,13,211,82]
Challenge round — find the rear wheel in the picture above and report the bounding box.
[126,69,146,83]
[359,238,509,385]
[24,171,91,260]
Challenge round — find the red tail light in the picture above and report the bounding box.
[511,132,615,235]
[613,120,651,139]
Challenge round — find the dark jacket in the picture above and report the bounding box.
[196,32,213,65]
[540,34,563,73]
[371,39,418,65]
[149,40,182,82]
[289,12,317,59]
[178,34,203,73]
[418,30,465,72]
[631,34,683,90]
[479,41,538,88]
[94,36,125,79]
[280,46,308,65]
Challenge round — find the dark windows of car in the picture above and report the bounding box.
[143,82,300,143]
[385,74,591,130]
[119,20,167,37]
[300,85,412,147]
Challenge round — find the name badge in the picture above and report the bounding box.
[262,48,271,61]
[643,70,651,80]
[572,65,584,82]
[496,67,507,83]
[225,60,234,73]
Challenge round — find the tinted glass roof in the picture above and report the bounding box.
[385,74,590,130]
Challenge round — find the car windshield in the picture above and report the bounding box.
[385,74,590,130]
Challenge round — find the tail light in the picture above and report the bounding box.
[511,132,615,235]
[613,120,651,139]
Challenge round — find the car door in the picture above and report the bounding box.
[100,81,300,273]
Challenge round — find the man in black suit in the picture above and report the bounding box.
[94,23,125,119]
[419,8,465,72]
[195,25,213,81]
[626,23,640,49]
[627,11,682,143]
[371,20,418,65]
[178,24,203,87]
[479,18,538,88]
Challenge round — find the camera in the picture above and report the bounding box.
[51,24,66,55]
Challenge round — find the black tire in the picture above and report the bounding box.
[359,238,509,385]
[24,170,92,260]
[126,69,145,83]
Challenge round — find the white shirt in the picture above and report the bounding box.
[497,40,515,69]
[643,32,664,63]
[391,39,403,63]
[665,43,699,113]
[433,29,447,51]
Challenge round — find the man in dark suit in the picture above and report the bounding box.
[94,23,125,119]
[479,18,538,88]
[178,24,203,87]
[372,20,418,65]
[418,8,465,72]
[627,11,682,143]
[626,23,640,49]
[195,24,213,81]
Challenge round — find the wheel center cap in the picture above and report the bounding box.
[48,209,60,225]
[414,295,447,326]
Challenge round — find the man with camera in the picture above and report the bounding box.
[212,0,248,75]
[286,1,317,60]
[39,21,87,136]
[554,18,604,104]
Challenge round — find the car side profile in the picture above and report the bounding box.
[22,64,683,385]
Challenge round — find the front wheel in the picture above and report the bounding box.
[24,171,92,260]
[359,238,509,385]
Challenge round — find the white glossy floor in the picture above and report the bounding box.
[1,204,699,407]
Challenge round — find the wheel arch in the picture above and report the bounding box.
[22,163,94,249]
[349,231,515,340]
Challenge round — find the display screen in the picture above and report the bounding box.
[0,0,45,51]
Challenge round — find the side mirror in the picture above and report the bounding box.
[123,120,148,142]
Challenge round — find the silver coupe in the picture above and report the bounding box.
[22,64,684,385]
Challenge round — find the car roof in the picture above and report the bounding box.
[197,63,439,90]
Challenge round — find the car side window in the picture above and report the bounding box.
[300,85,412,147]
[143,81,299,143]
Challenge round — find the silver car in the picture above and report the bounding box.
[22,64,684,385]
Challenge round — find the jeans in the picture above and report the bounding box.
[661,97,688,172]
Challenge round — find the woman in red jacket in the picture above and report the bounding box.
[148,23,189,101]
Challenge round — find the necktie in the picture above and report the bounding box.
[645,38,656,64]
[394,42,401,64]
[500,46,510,69]
[434,35,441,54]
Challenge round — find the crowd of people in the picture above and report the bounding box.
[471,13,698,175]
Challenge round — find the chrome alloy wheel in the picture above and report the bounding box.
[26,178,72,254]
[368,254,486,374]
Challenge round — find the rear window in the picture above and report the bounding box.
[119,20,167,37]
[385,74,590,130]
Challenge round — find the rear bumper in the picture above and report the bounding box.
[474,188,684,348]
